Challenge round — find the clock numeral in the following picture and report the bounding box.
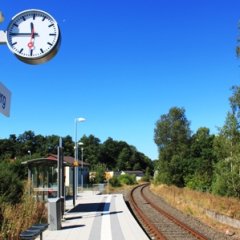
[49,33,56,36]
[48,24,54,28]
[40,48,44,53]
[12,42,17,46]
[33,14,36,20]
[19,48,23,54]
[42,16,46,21]
[22,16,26,21]
[30,49,33,56]
[47,42,53,46]
[13,23,18,27]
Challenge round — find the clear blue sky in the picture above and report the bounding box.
[0,0,240,160]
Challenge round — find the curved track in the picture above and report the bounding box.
[129,183,209,240]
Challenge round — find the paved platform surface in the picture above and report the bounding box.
[41,191,149,240]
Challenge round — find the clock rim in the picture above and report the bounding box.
[6,9,60,62]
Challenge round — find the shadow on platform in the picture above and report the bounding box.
[61,224,85,230]
[69,203,110,213]
[101,211,123,216]
[64,215,83,220]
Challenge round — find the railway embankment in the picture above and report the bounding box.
[150,184,240,238]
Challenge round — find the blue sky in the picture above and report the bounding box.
[0,0,240,160]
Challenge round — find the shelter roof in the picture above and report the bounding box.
[22,154,90,167]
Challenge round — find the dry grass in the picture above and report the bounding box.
[150,184,240,236]
[104,183,137,195]
[0,183,47,240]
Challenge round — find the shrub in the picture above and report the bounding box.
[109,176,122,187]
[119,174,136,185]
[0,183,47,239]
[0,161,23,205]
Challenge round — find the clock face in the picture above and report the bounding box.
[6,9,60,64]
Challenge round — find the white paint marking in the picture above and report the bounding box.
[101,195,112,240]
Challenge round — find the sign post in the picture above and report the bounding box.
[0,82,11,117]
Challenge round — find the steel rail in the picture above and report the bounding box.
[140,183,208,240]
[130,184,167,240]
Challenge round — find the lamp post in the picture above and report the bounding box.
[79,142,84,190]
[74,117,86,201]
[27,150,31,158]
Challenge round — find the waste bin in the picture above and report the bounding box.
[48,198,62,230]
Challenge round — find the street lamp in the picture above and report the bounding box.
[27,150,31,158]
[74,117,86,200]
[78,142,84,190]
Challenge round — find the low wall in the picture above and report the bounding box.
[206,210,240,228]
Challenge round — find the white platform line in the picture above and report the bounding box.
[101,195,112,240]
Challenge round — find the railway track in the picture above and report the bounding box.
[129,183,209,240]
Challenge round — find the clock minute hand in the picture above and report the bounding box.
[30,22,35,38]
[27,22,35,50]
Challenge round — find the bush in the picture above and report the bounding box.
[0,161,23,205]
[119,174,136,185]
[185,173,211,192]
[109,176,122,187]
[0,183,47,239]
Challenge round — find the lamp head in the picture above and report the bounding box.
[76,117,86,122]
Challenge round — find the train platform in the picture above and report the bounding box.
[41,191,149,240]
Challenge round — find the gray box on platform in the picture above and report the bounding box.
[48,198,62,230]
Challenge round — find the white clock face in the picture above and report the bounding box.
[6,9,60,64]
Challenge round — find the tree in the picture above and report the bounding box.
[186,127,215,191]
[100,138,122,169]
[62,135,74,156]
[211,86,240,197]
[116,147,132,170]
[230,85,240,119]
[80,135,101,168]
[45,135,60,155]
[212,112,240,197]
[154,107,191,186]
[17,130,36,156]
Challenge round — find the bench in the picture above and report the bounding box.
[19,223,48,240]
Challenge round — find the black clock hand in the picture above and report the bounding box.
[10,33,39,36]
[30,22,34,38]
[28,22,35,49]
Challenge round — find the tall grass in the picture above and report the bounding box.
[0,183,47,240]
[151,184,240,234]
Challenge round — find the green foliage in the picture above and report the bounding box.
[141,167,152,182]
[212,157,240,197]
[229,85,240,119]
[117,147,132,170]
[0,161,23,205]
[92,164,106,184]
[185,173,212,192]
[185,128,216,191]
[119,174,137,185]
[154,86,240,198]
[0,131,75,160]
[109,176,122,187]
[0,131,153,174]
[211,109,240,197]
[154,107,191,187]
[81,135,101,168]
